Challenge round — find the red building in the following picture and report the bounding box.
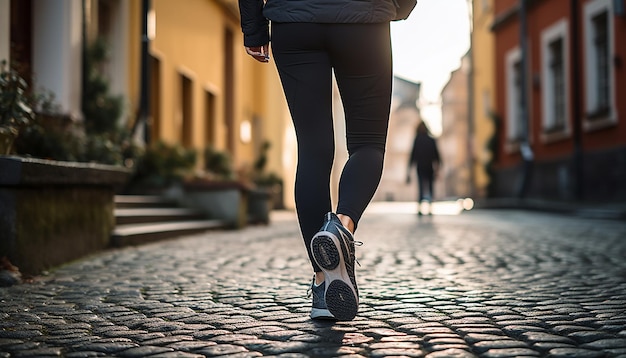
[491,0,626,201]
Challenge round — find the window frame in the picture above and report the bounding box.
[540,18,570,143]
[505,46,525,151]
[583,0,617,131]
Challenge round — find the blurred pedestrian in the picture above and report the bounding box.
[407,121,441,216]
[238,0,407,321]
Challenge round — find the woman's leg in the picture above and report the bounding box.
[271,23,334,272]
[417,172,426,203]
[328,23,393,229]
[427,172,434,202]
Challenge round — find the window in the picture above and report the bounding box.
[540,19,569,138]
[150,56,161,140]
[180,74,193,148]
[549,39,566,128]
[223,27,235,153]
[204,90,216,147]
[591,12,609,112]
[583,0,615,128]
[505,47,525,143]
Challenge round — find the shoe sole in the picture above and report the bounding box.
[310,307,335,320]
[311,233,358,321]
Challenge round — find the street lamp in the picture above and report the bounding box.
[517,0,533,198]
[570,0,584,200]
[138,0,152,144]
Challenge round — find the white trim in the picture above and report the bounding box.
[583,0,617,130]
[540,18,570,143]
[108,0,128,125]
[0,0,9,64]
[505,46,523,143]
[203,82,220,96]
[32,0,83,120]
[176,65,197,81]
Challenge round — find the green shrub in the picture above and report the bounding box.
[82,37,123,135]
[9,37,135,166]
[252,141,282,187]
[0,60,35,153]
[130,141,197,188]
[204,146,234,180]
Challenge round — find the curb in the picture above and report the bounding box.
[473,197,626,221]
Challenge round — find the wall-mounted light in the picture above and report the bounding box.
[240,120,252,143]
[148,9,156,40]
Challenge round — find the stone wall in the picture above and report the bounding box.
[0,156,130,275]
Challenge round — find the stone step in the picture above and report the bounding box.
[111,220,227,247]
[114,195,177,208]
[114,207,205,225]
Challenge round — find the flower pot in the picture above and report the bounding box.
[181,179,249,229]
[248,188,273,224]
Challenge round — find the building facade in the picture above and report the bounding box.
[1,0,293,206]
[470,0,497,198]
[374,76,422,203]
[492,0,626,201]
[440,53,472,200]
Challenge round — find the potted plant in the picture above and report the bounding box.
[247,141,283,224]
[0,60,35,155]
[125,140,197,194]
[179,146,248,228]
[203,145,235,180]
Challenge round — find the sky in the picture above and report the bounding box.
[390,0,471,136]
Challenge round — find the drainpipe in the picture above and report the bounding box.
[570,0,584,200]
[517,0,533,199]
[136,0,151,145]
[466,0,476,199]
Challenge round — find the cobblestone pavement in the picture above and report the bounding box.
[1,204,626,357]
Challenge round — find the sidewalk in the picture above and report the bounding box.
[473,197,626,221]
[1,205,625,357]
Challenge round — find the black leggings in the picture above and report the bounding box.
[417,170,434,202]
[271,22,393,271]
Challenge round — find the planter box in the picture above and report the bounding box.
[247,187,274,225]
[180,180,250,229]
[0,156,131,275]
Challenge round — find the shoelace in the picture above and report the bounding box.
[337,222,363,268]
[354,240,363,267]
[341,239,363,281]
[306,274,315,298]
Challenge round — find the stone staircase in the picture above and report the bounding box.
[112,195,227,247]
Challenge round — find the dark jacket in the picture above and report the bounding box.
[239,0,398,47]
[409,132,440,175]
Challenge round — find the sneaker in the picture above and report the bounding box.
[308,276,335,320]
[310,212,359,321]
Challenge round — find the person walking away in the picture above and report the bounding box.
[407,121,440,216]
[238,0,404,321]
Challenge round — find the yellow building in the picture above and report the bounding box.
[470,0,496,198]
[440,53,471,199]
[2,0,293,208]
[146,0,291,191]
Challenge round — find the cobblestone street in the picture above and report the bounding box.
[1,204,626,357]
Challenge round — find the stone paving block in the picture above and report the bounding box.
[481,347,540,357]
[148,352,205,358]
[116,345,174,357]
[546,347,605,358]
[425,348,477,357]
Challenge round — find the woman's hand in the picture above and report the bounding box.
[245,44,270,63]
